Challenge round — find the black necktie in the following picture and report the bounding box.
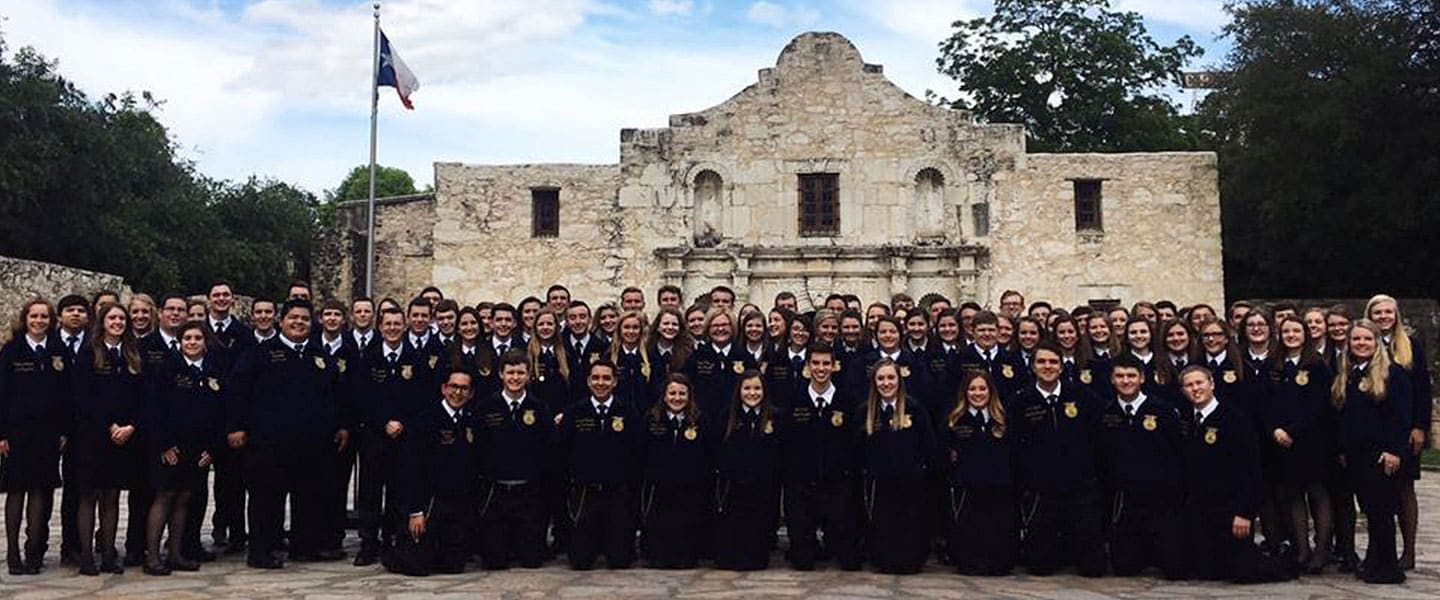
[170,339,180,352]
[1209,359,1220,371]
[1193,410,1203,429]
[597,404,608,418]
[793,355,805,373]
[388,351,399,366]
[295,343,306,355]
[509,401,521,417]
[190,365,203,380]
[66,335,78,354]
[881,405,895,424]
[360,333,369,348]
[1124,403,1135,422]
[498,343,508,355]
[108,347,122,366]
[1046,394,1058,407]
[215,322,226,336]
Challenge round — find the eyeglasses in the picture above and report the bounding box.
[1202,332,1227,338]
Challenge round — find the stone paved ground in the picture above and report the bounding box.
[1,478,1437,600]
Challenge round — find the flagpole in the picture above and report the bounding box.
[365,2,381,298]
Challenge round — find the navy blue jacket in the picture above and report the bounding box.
[1093,394,1184,498]
[147,356,227,456]
[554,397,643,485]
[226,336,346,446]
[712,407,784,482]
[780,384,860,483]
[858,399,935,479]
[347,341,433,432]
[401,400,481,514]
[683,344,758,417]
[1181,400,1261,519]
[641,412,711,485]
[940,408,1013,488]
[1008,382,1102,494]
[473,391,551,482]
[1337,363,1413,458]
[0,335,73,441]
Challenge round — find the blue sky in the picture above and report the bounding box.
[4,0,1232,194]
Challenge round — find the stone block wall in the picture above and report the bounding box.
[997,152,1223,309]
[0,256,131,333]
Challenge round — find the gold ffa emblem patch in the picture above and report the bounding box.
[732,362,745,374]
[1223,370,1237,384]
[899,366,911,378]
[1001,364,1014,379]
[683,426,697,441]
[1295,370,1309,386]
[337,358,347,374]
[763,420,774,434]
[589,352,600,364]
[314,357,326,370]
[207,377,221,392]
[831,411,844,427]
[1079,369,1092,384]
[1204,427,1218,445]
[400,365,413,380]
[1359,379,1372,393]
[1142,415,1157,431]
[611,416,625,432]
[802,365,812,379]
[428,355,439,369]
[465,427,474,444]
[52,356,65,372]
[641,363,651,378]
[1064,402,1079,419]
[833,361,842,373]
[899,414,913,429]
[522,410,536,426]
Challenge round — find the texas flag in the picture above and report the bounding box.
[377,29,419,109]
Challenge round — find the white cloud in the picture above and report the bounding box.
[1113,0,1229,33]
[858,0,983,44]
[745,1,818,28]
[648,0,694,16]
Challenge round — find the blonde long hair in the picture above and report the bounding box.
[948,370,1006,436]
[608,310,652,375]
[1331,319,1392,407]
[864,359,909,435]
[1365,294,1413,369]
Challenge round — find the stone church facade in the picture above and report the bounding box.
[321,32,1223,310]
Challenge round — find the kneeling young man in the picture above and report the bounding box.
[386,370,481,576]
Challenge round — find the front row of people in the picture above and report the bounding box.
[391,323,1411,583]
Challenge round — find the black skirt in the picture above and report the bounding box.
[640,480,706,568]
[0,427,62,491]
[712,479,778,571]
[150,446,211,491]
[866,476,931,574]
[71,424,140,491]
[947,485,1017,575]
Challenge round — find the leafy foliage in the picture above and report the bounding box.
[1196,0,1440,298]
[0,32,317,298]
[330,164,419,202]
[936,0,1204,152]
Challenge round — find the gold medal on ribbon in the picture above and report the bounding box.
[831,411,844,427]
[400,365,413,380]
[732,361,745,374]
[1079,369,1092,384]
[1001,364,1014,379]
[611,416,625,432]
[1064,402,1079,419]
[684,426,697,441]
[52,356,65,372]
[1223,370,1237,384]
[1295,370,1309,386]
[207,377,221,392]
[1142,415,1157,431]
[522,410,536,426]
[314,356,326,370]
[1204,427,1218,445]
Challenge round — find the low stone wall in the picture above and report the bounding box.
[0,256,132,333]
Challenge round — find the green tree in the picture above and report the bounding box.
[1197,0,1439,298]
[330,164,419,202]
[936,0,1204,152]
[0,30,317,297]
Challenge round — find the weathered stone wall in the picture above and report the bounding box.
[327,194,436,303]
[0,256,131,332]
[431,164,630,303]
[1001,152,1223,309]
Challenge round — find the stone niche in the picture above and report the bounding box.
[326,31,1223,312]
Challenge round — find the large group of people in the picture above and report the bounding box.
[0,280,1429,585]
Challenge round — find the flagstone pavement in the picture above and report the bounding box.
[2,478,1438,600]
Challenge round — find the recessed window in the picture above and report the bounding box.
[798,173,839,237]
[531,188,559,238]
[972,203,990,237]
[1074,180,1103,231]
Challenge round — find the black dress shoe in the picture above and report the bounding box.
[247,556,285,569]
[212,534,229,548]
[354,551,379,567]
[8,561,36,576]
[224,540,248,555]
[167,557,201,572]
[78,561,100,576]
[100,556,124,574]
[143,561,172,576]
[1363,567,1406,584]
[288,552,321,562]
